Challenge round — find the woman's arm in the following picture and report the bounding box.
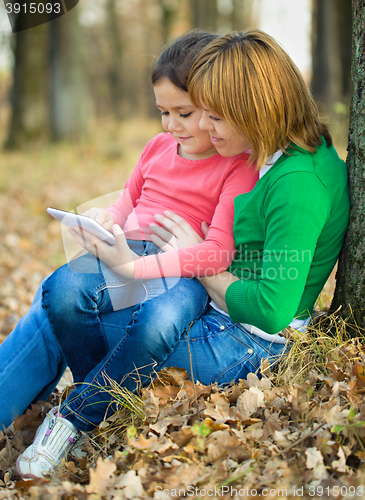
[198,273,239,312]
[150,211,238,311]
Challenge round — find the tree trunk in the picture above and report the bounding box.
[106,0,124,120]
[231,0,261,31]
[331,0,365,333]
[337,0,353,104]
[158,0,178,44]
[5,15,50,148]
[311,0,343,115]
[191,0,218,31]
[49,6,88,140]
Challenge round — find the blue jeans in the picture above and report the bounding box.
[42,241,187,382]
[0,258,289,431]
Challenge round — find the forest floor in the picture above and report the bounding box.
[1,122,365,499]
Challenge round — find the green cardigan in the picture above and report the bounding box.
[225,140,350,334]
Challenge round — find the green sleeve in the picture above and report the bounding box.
[225,172,330,333]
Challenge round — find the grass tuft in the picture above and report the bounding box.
[269,310,365,387]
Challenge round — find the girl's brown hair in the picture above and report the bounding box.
[188,30,332,169]
[151,30,218,92]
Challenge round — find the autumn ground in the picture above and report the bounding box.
[1,120,365,499]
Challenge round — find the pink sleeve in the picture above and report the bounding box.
[106,156,145,228]
[133,161,259,279]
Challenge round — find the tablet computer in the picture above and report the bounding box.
[47,207,116,245]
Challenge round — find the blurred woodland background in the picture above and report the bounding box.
[0,0,353,337]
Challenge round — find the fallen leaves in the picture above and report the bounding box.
[1,353,365,498]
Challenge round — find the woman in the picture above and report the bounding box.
[13,29,349,478]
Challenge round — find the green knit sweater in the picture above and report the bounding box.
[225,140,350,334]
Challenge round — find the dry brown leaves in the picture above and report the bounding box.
[1,354,365,499]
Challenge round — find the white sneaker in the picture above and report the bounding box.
[16,407,82,479]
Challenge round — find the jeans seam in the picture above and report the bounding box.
[213,351,255,383]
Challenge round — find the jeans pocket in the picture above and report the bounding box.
[213,348,259,385]
[210,327,259,385]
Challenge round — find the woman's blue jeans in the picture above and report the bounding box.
[0,250,290,431]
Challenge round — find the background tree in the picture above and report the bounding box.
[311,0,343,116]
[49,7,88,140]
[190,0,218,31]
[331,0,365,332]
[105,0,125,120]
[5,15,50,148]
[5,6,88,147]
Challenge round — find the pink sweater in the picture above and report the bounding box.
[107,133,258,279]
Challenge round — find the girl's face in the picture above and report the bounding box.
[154,79,217,160]
[199,109,251,157]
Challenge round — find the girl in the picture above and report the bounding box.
[9,31,258,478]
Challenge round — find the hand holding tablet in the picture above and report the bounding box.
[47,207,116,245]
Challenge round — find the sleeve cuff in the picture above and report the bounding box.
[225,279,250,323]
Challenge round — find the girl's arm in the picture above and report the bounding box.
[70,160,257,279]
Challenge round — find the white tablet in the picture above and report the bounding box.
[47,207,116,245]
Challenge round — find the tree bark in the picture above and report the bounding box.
[331,0,365,333]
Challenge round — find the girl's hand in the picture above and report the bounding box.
[150,211,209,251]
[81,207,114,232]
[69,224,136,278]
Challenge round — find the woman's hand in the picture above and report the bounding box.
[150,210,209,251]
[198,272,239,313]
[69,224,136,278]
[81,207,114,232]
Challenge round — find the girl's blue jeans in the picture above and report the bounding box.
[0,243,290,432]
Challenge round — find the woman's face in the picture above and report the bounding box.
[199,108,251,157]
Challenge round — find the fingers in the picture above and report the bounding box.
[161,211,192,234]
[69,226,102,257]
[150,234,174,252]
[113,224,127,244]
[154,213,187,238]
[149,222,174,244]
[201,221,210,238]
[82,207,113,229]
